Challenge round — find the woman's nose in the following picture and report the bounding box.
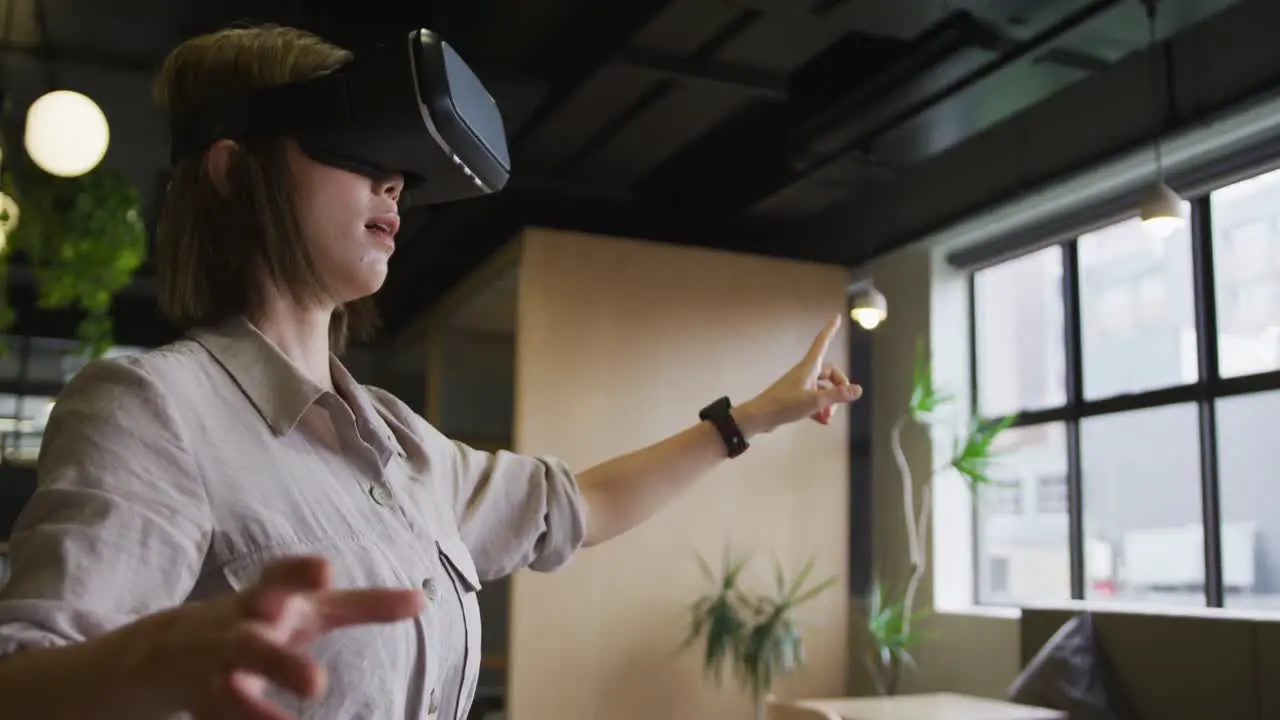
[378,173,404,201]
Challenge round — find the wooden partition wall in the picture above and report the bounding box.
[507,228,851,720]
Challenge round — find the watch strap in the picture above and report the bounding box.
[699,396,749,458]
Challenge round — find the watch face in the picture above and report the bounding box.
[701,396,731,420]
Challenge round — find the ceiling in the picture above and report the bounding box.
[0,0,1248,349]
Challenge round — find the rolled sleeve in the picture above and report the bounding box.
[0,357,210,656]
[450,443,587,581]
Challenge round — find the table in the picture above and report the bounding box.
[796,692,1066,720]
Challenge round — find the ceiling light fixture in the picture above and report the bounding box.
[849,283,888,330]
[1139,180,1184,238]
[1139,0,1185,238]
[24,90,110,178]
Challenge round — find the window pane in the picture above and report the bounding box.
[973,247,1066,417]
[1077,216,1196,400]
[1081,404,1204,606]
[976,422,1070,605]
[1215,390,1280,610]
[26,337,87,384]
[1210,167,1280,378]
[0,337,22,381]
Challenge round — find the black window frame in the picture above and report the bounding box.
[968,191,1280,608]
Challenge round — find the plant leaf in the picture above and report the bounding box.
[951,413,1016,488]
[908,338,953,423]
[792,574,837,607]
[0,163,147,356]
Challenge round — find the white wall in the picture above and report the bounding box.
[847,241,1021,698]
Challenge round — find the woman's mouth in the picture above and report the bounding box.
[364,214,401,250]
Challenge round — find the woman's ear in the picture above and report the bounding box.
[202,139,240,196]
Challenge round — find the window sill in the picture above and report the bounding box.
[933,603,1021,621]
[937,599,1280,624]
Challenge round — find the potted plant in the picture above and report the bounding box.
[0,160,148,357]
[685,545,836,720]
[861,339,1013,695]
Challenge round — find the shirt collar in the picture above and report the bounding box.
[190,318,405,459]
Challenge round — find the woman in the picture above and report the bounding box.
[0,24,861,720]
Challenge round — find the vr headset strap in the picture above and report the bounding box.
[168,73,352,165]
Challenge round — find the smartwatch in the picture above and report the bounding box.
[699,396,749,458]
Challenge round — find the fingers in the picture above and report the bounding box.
[808,382,862,424]
[808,363,858,424]
[819,362,852,389]
[316,587,426,632]
[819,383,862,408]
[226,669,302,720]
[230,625,325,699]
[259,557,331,593]
[242,557,331,622]
[803,313,842,367]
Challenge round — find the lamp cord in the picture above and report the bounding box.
[1144,0,1165,182]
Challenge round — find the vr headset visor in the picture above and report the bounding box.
[169,28,510,207]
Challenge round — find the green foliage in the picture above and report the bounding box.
[951,413,1016,489]
[685,546,835,703]
[908,338,1014,487]
[863,337,1013,694]
[864,582,928,672]
[686,546,753,685]
[907,337,951,423]
[0,163,148,357]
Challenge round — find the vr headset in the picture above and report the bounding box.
[169,28,511,207]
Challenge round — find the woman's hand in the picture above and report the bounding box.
[736,313,862,436]
[127,556,423,720]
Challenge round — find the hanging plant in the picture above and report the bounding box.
[0,160,148,357]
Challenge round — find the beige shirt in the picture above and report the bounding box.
[0,318,587,719]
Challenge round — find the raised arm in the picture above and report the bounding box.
[439,314,859,578]
[574,313,859,546]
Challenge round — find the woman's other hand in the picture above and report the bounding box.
[128,556,423,720]
[736,313,862,436]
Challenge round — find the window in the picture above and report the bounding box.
[1078,215,1196,398]
[0,338,144,465]
[973,247,1066,418]
[969,165,1280,611]
[1213,166,1280,378]
[1036,474,1068,515]
[975,423,1070,605]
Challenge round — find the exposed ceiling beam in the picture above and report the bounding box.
[629,19,934,220]
[612,48,788,102]
[509,0,673,147]
[774,0,1129,195]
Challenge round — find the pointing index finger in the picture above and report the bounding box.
[317,587,426,633]
[804,313,842,365]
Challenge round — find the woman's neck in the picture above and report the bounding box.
[248,291,336,392]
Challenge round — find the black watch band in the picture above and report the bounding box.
[699,396,749,458]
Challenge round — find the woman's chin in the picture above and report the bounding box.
[334,267,389,303]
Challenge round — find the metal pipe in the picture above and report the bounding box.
[791,0,1128,181]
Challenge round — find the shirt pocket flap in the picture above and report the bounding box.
[436,537,481,593]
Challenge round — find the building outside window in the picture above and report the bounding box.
[970,164,1280,612]
[0,337,143,466]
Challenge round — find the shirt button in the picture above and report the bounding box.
[423,577,440,602]
[369,485,394,506]
[429,687,439,713]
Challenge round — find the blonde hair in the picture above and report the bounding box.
[153,24,377,351]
